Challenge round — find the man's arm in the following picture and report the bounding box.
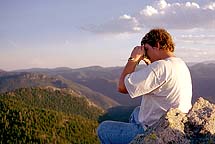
[118,61,137,93]
[118,46,145,94]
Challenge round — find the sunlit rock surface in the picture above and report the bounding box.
[130,97,215,144]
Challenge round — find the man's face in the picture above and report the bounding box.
[144,43,159,62]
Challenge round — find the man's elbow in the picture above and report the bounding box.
[118,85,128,94]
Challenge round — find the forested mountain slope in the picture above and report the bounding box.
[0,98,99,143]
[0,87,103,120]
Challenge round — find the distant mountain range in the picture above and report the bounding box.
[0,71,119,109]
[190,63,215,103]
[1,61,215,107]
[13,66,142,106]
[0,69,6,74]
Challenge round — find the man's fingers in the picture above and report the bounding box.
[140,46,143,50]
[143,58,151,65]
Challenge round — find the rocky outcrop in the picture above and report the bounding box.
[130,97,215,144]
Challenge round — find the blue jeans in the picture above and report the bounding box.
[97,106,145,144]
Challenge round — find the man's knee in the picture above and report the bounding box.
[97,121,109,136]
[97,121,112,144]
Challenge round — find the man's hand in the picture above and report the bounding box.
[143,58,151,65]
[118,46,146,94]
[130,46,145,63]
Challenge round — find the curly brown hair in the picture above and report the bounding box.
[141,28,175,52]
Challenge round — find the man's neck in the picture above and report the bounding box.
[159,50,175,60]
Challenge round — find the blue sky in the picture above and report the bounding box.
[0,0,215,70]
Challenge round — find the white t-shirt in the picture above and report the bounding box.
[125,57,192,127]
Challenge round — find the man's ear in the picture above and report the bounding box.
[156,42,160,50]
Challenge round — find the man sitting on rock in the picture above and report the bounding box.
[97,28,192,144]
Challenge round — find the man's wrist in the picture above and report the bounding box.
[128,57,139,64]
[128,57,135,61]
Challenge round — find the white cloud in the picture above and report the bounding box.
[185,2,200,8]
[137,0,214,29]
[178,33,215,45]
[84,0,215,34]
[140,6,158,16]
[82,14,141,34]
[176,47,215,63]
[119,14,132,20]
[204,2,215,10]
[157,0,170,9]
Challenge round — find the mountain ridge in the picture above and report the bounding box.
[0,87,103,120]
[0,71,119,109]
[1,61,215,106]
